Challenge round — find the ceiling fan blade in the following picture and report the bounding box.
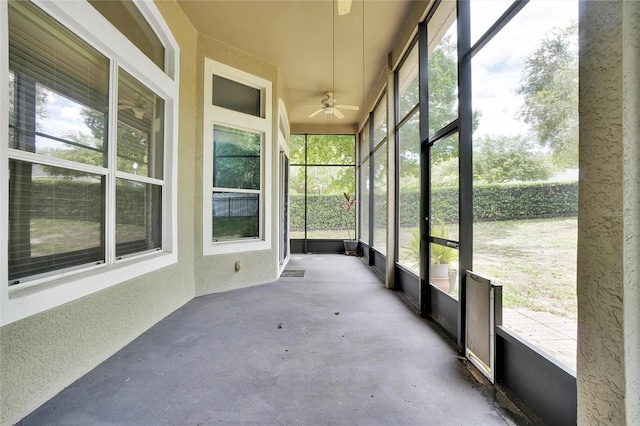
[336,104,359,111]
[337,0,352,15]
[333,108,345,119]
[308,108,324,118]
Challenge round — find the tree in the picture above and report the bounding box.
[9,71,49,134]
[289,134,356,196]
[517,22,578,168]
[428,34,458,137]
[40,130,104,179]
[473,135,552,184]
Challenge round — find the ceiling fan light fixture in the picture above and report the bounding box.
[133,106,145,120]
[324,106,335,114]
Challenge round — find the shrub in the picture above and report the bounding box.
[292,180,578,231]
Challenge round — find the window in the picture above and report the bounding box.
[212,125,261,241]
[2,0,179,325]
[203,59,272,254]
[212,75,261,117]
[89,0,165,71]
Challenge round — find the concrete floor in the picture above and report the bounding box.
[19,254,531,425]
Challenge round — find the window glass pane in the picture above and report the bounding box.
[213,125,261,190]
[117,69,164,179]
[398,43,419,119]
[307,134,355,165]
[359,123,370,162]
[471,0,578,370]
[8,159,105,284]
[397,111,420,272]
[89,0,164,70]
[428,4,458,136]
[430,132,460,301]
[360,160,370,244]
[372,143,387,254]
[430,242,459,299]
[213,75,261,117]
[116,179,162,257]
[289,165,305,239]
[212,192,259,240]
[290,134,305,164]
[470,0,514,46]
[431,133,459,242]
[8,0,109,162]
[373,94,387,145]
[306,165,355,239]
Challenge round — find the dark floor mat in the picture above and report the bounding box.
[281,269,305,277]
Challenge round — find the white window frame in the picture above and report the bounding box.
[0,0,180,326]
[203,59,272,255]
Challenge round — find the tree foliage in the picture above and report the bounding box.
[428,35,458,137]
[517,22,578,168]
[40,130,104,179]
[289,134,355,197]
[473,135,551,184]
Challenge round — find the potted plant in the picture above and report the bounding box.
[430,219,456,278]
[342,191,358,255]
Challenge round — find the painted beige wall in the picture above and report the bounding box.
[193,33,282,296]
[578,1,640,423]
[0,2,199,424]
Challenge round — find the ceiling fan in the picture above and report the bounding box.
[118,96,147,120]
[307,92,359,120]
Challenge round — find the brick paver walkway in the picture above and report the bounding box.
[502,309,577,372]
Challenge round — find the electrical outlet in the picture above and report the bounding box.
[235,261,241,272]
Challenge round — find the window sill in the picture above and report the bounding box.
[2,250,177,326]
[204,239,270,256]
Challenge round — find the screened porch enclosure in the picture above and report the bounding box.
[289,134,357,252]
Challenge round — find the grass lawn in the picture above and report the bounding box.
[473,217,577,319]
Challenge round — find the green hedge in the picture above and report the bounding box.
[291,181,578,230]
[291,194,356,231]
[27,179,578,231]
[26,180,152,226]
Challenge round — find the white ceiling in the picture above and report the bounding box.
[177,0,419,128]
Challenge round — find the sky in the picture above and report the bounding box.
[470,0,578,141]
[39,90,93,143]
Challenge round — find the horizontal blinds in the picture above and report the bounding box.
[8,159,106,284]
[8,0,109,113]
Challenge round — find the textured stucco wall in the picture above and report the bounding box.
[578,1,640,423]
[0,2,199,424]
[193,33,281,296]
[621,1,640,423]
